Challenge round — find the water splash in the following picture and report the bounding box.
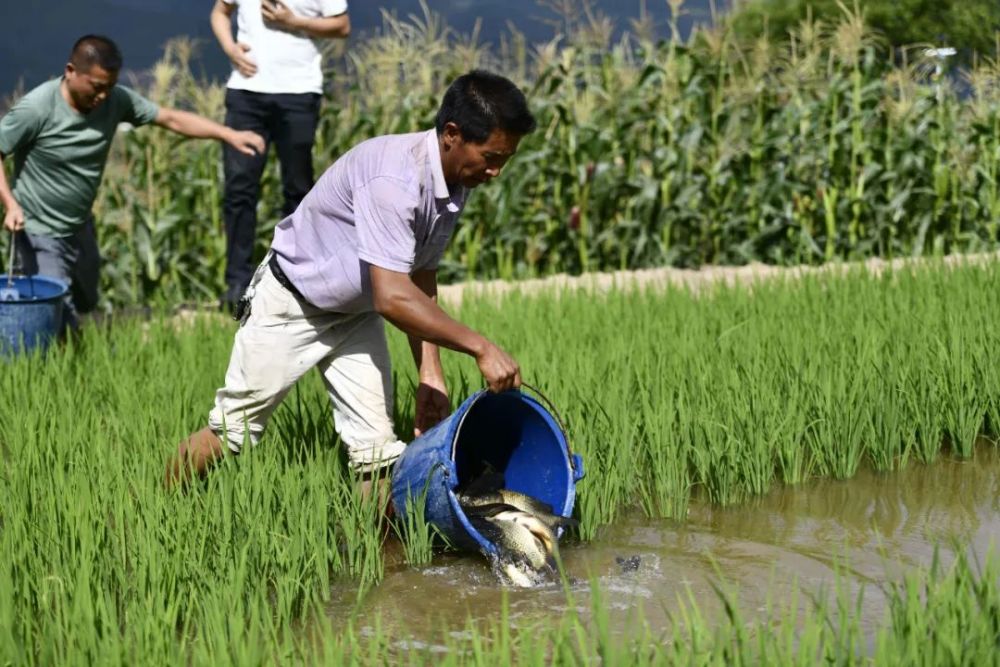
[487,554,554,588]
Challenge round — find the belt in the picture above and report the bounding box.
[268,254,308,303]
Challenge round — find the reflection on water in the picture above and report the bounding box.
[325,445,1000,645]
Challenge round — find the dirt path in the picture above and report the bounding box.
[436,252,1000,306]
[163,251,1000,327]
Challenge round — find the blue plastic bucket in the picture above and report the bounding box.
[0,275,67,356]
[391,387,585,556]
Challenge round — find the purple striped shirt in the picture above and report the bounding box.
[271,129,467,312]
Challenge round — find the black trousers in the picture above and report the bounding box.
[222,88,321,304]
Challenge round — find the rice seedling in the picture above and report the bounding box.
[391,474,444,567]
[873,547,1000,665]
[2,257,1000,662]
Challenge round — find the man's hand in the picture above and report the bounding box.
[226,43,257,78]
[261,0,299,31]
[414,380,450,437]
[225,129,266,156]
[476,341,521,393]
[3,200,24,232]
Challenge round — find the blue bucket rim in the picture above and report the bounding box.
[442,388,578,556]
[0,274,69,304]
[448,387,577,465]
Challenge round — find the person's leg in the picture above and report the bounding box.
[357,466,395,524]
[12,231,40,277]
[166,263,342,486]
[318,312,406,513]
[272,93,320,218]
[222,89,271,311]
[15,229,80,331]
[67,217,101,324]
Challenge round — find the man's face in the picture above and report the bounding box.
[63,63,118,113]
[441,123,522,189]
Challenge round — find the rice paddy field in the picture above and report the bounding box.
[1,258,999,664]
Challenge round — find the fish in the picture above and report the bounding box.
[458,488,577,531]
[463,503,560,578]
[616,555,641,573]
[457,464,578,531]
[458,464,578,586]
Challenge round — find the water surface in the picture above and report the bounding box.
[326,446,1000,647]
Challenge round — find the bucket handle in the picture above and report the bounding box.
[519,381,581,477]
[5,230,16,289]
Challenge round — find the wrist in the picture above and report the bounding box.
[418,353,444,383]
[468,334,490,359]
[419,366,445,385]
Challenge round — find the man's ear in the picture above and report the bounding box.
[64,62,76,79]
[441,122,462,152]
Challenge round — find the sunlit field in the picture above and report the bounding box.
[2,260,999,663]
[1,4,993,308]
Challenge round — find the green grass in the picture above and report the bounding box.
[2,259,1000,663]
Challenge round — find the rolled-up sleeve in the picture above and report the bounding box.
[355,176,419,273]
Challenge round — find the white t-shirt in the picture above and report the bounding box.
[224,0,348,95]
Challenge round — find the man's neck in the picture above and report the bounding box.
[438,134,457,189]
[59,78,85,114]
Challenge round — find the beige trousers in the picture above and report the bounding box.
[208,257,406,473]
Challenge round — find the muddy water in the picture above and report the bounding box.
[326,447,1000,647]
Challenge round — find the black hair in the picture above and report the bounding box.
[435,70,536,143]
[69,35,123,72]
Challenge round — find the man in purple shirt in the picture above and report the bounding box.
[168,71,536,500]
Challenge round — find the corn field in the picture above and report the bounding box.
[4,4,1000,309]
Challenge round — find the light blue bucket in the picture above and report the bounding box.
[390,385,585,556]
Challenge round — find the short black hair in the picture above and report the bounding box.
[69,35,123,72]
[435,70,536,143]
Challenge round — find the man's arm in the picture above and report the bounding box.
[0,153,24,231]
[153,108,265,156]
[0,96,43,232]
[210,0,258,78]
[408,269,445,381]
[262,1,351,39]
[408,269,453,435]
[370,265,520,393]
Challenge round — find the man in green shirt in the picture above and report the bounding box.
[0,34,265,328]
